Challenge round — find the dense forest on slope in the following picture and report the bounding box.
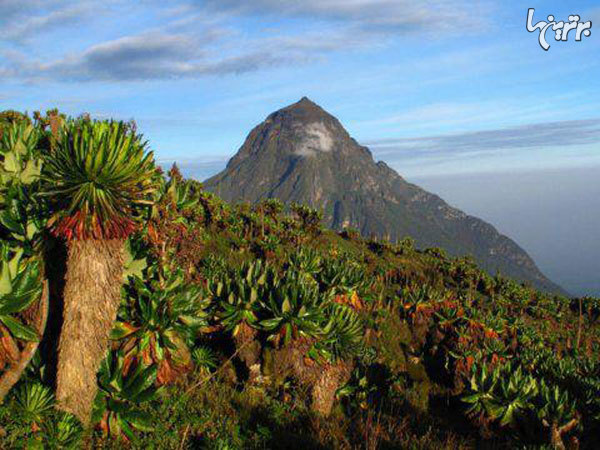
[0,111,598,449]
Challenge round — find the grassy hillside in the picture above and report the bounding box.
[0,112,599,449]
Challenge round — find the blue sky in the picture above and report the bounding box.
[1,0,598,176]
[1,0,599,294]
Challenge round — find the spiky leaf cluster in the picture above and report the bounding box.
[41,119,158,240]
[112,267,209,370]
[92,352,161,441]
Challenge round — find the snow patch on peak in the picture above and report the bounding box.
[294,121,334,157]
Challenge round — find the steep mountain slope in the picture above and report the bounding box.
[204,97,565,294]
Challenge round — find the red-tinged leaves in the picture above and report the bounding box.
[41,119,158,241]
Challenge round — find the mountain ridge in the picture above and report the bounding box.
[205,97,567,295]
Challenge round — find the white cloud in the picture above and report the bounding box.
[366,119,600,159]
[3,22,379,82]
[202,0,492,34]
[0,0,495,82]
[0,3,95,41]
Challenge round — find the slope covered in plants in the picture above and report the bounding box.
[0,111,598,449]
[204,97,565,295]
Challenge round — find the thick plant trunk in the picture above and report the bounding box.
[311,366,340,416]
[263,340,353,416]
[311,362,352,416]
[56,239,125,425]
[234,321,261,381]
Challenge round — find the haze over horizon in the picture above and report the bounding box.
[412,167,600,298]
[173,137,600,298]
[1,0,599,296]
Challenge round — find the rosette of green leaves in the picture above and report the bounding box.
[259,269,325,345]
[287,247,322,278]
[0,244,43,343]
[462,363,501,419]
[463,363,539,428]
[111,268,209,364]
[164,173,200,212]
[14,382,54,424]
[210,260,276,334]
[536,381,578,432]
[0,122,43,188]
[38,412,83,449]
[317,257,368,297]
[488,365,538,427]
[315,304,364,362]
[11,382,83,449]
[0,121,47,253]
[92,351,161,441]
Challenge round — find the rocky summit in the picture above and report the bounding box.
[204,97,566,295]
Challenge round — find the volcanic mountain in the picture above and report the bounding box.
[204,97,565,295]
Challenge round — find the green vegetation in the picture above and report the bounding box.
[0,111,599,449]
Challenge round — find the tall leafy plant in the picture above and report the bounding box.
[41,119,158,424]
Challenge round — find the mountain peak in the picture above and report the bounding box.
[263,97,354,157]
[295,96,319,108]
[298,95,314,104]
[204,100,566,295]
[271,97,336,125]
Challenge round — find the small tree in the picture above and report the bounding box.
[290,202,322,236]
[41,119,158,424]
